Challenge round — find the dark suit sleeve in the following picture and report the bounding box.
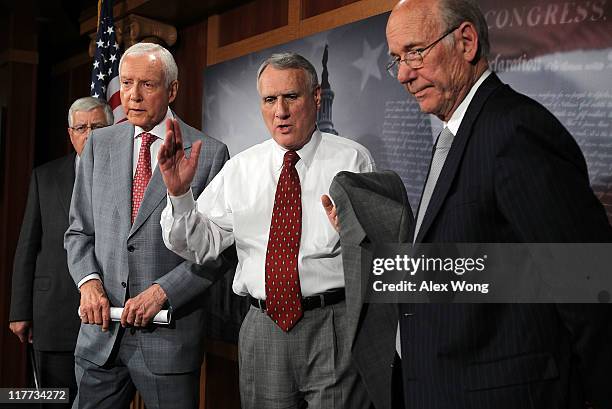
[9,169,42,322]
[155,142,234,310]
[494,102,612,406]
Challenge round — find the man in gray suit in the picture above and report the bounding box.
[9,97,112,407]
[64,43,230,409]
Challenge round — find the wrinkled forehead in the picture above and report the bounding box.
[257,67,309,95]
[72,107,106,124]
[120,53,165,80]
[387,2,440,50]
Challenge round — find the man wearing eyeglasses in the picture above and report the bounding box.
[384,0,612,408]
[327,0,612,408]
[9,96,113,407]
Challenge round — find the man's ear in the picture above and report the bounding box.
[314,85,322,111]
[458,22,479,63]
[168,80,179,104]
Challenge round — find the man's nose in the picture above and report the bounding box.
[397,62,417,84]
[275,99,290,119]
[130,86,143,101]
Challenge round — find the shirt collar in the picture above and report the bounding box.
[271,127,321,171]
[133,107,174,140]
[444,69,491,135]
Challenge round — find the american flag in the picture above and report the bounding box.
[90,0,125,123]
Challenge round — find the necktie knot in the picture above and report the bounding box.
[283,150,300,168]
[140,132,155,148]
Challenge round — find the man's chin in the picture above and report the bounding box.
[127,114,154,130]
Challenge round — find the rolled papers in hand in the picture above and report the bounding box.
[78,307,172,325]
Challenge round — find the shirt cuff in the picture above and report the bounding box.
[78,274,101,289]
[169,189,196,216]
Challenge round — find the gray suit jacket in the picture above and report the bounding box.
[330,170,413,409]
[64,116,230,374]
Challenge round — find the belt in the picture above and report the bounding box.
[249,289,345,312]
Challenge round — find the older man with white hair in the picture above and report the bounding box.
[64,43,230,409]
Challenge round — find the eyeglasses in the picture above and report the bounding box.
[70,124,107,134]
[386,26,459,77]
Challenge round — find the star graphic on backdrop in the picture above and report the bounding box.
[106,25,114,34]
[96,39,104,48]
[351,39,385,91]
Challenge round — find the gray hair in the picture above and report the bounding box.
[68,97,113,127]
[257,52,319,92]
[437,0,490,60]
[119,42,178,88]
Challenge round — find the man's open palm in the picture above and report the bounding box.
[158,118,202,196]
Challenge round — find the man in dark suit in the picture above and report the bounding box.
[9,96,113,406]
[64,43,230,409]
[386,0,612,407]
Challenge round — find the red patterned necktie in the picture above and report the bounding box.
[265,150,303,332]
[131,132,155,224]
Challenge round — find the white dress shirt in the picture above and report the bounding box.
[132,107,173,175]
[161,129,375,299]
[77,108,174,288]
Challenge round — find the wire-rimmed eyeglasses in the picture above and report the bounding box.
[386,26,460,77]
[70,124,107,134]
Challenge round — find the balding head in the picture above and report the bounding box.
[386,0,489,121]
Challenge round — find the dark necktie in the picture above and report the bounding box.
[264,150,303,332]
[131,132,155,224]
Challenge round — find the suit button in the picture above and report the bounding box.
[121,282,127,288]
[127,245,135,252]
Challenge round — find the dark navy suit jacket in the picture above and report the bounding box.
[400,73,612,408]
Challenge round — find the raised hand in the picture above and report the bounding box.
[158,118,202,196]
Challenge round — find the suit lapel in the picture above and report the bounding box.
[55,152,76,216]
[110,124,134,238]
[129,117,193,237]
[415,73,503,243]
